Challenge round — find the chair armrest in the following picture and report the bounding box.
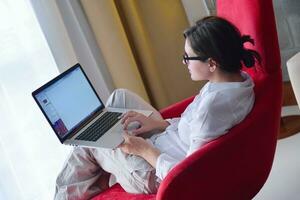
[159,96,195,119]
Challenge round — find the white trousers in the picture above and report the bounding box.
[54,89,163,200]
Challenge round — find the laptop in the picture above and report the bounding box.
[32,63,152,148]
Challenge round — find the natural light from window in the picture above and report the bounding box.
[0,0,71,199]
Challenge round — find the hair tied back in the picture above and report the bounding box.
[240,35,261,68]
[241,35,254,45]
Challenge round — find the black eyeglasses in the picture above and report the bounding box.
[182,53,207,65]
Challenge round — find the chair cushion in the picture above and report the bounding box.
[92,184,156,200]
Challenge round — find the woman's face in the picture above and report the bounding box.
[183,39,211,81]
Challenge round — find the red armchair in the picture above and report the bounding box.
[93,0,282,199]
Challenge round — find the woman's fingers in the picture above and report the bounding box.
[131,127,146,135]
[120,111,137,124]
[120,111,149,133]
[122,131,130,140]
[122,116,142,130]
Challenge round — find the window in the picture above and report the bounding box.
[0,0,70,199]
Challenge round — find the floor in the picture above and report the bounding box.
[254,105,300,200]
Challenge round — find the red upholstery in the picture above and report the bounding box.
[92,184,155,200]
[93,0,282,199]
[159,96,195,119]
[92,98,193,200]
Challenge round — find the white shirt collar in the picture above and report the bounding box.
[202,71,254,94]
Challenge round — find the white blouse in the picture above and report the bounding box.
[149,71,255,181]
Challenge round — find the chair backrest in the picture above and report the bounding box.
[287,52,300,109]
[156,0,282,199]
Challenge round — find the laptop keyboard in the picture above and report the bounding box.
[75,111,122,141]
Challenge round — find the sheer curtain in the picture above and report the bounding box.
[0,0,71,199]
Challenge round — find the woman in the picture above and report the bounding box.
[55,16,261,199]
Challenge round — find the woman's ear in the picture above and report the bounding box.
[208,58,217,72]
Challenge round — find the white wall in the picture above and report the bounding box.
[181,0,210,25]
[31,0,115,102]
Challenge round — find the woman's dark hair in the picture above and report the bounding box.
[183,16,261,73]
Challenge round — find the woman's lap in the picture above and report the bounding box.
[55,89,161,199]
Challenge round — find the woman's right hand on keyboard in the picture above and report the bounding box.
[121,111,169,135]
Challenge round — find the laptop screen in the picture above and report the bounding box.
[33,64,104,141]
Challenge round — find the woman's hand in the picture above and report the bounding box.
[121,111,169,135]
[119,132,160,167]
[119,132,150,156]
